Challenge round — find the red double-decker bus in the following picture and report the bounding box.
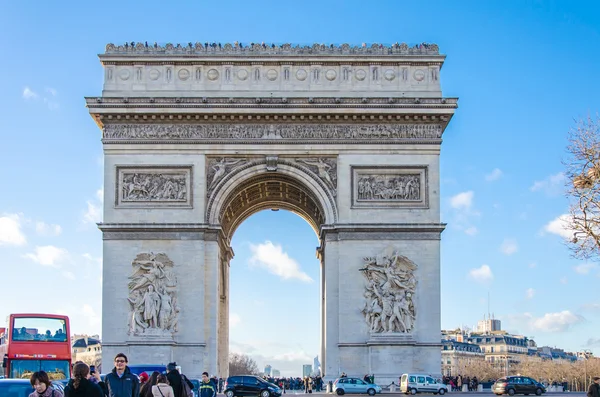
[0,314,71,380]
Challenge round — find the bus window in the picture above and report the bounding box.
[12,318,67,342]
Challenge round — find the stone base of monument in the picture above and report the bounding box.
[367,332,416,344]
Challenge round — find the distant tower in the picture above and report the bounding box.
[264,365,272,376]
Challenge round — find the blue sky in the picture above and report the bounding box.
[0,0,599,377]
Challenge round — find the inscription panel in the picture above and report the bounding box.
[352,166,428,209]
[116,166,192,208]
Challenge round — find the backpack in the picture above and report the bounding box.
[181,374,194,397]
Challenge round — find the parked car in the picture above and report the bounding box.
[332,377,382,396]
[493,376,546,396]
[400,374,448,395]
[224,375,282,397]
[0,378,64,397]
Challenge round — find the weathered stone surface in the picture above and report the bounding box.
[90,41,456,384]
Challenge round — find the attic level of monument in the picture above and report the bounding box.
[98,42,448,100]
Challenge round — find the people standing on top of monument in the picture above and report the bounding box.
[152,374,175,397]
[199,372,216,397]
[166,362,194,397]
[104,353,140,397]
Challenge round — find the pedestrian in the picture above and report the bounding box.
[29,371,64,397]
[141,372,161,397]
[166,362,194,397]
[200,372,217,397]
[588,377,600,397]
[104,353,140,397]
[64,362,104,397]
[153,374,175,397]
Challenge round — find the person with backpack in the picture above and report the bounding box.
[166,362,194,397]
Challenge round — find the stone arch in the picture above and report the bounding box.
[206,160,338,241]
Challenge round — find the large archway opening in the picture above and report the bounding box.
[229,209,321,377]
[212,170,331,378]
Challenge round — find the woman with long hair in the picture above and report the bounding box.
[141,371,161,397]
[152,373,174,397]
[29,371,64,397]
[64,362,104,397]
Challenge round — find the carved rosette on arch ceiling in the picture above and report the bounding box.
[360,248,417,334]
[127,252,179,337]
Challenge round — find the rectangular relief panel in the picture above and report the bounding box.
[352,166,428,209]
[116,166,193,208]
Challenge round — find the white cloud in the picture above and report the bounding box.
[574,263,598,275]
[468,264,493,283]
[83,201,102,224]
[22,86,38,100]
[485,168,503,182]
[500,238,518,255]
[526,288,535,299]
[82,304,101,327]
[24,245,69,267]
[35,221,62,236]
[464,226,478,236]
[82,188,103,224]
[450,191,474,210]
[249,241,313,282]
[46,87,57,97]
[530,311,584,332]
[230,313,241,328]
[0,214,27,246]
[62,271,76,280]
[507,310,584,333]
[530,172,565,195]
[544,214,573,239]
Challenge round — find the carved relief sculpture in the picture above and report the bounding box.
[127,252,179,336]
[117,167,191,207]
[295,158,337,195]
[103,124,443,141]
[357,174,420,201]
[359,249,417,333]
[207,157,248,195]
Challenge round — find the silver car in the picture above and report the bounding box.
[333,377,382,396]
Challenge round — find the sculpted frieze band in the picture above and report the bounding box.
[352,166,428,208]
[117,166,192,207]
[103,124,443,141]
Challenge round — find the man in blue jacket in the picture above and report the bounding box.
[104,353,140,397]
[200,372,217,397]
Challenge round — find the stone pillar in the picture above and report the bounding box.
[217,242,233,378]
[203,234,220,377]
[322,233,340,380]
[100,226,210,377]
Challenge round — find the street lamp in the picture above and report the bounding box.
[583,349,592,392]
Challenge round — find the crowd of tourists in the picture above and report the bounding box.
[261,375,325,392]
[442,375,479,392]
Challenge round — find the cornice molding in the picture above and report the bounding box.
[102,42,441,57]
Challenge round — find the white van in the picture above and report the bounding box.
[400,374,448,395]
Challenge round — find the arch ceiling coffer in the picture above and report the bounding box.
[219,174,325,241]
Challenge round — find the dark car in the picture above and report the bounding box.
[0,378,64,397]
[224,375,282,397]
[493,376,546,396]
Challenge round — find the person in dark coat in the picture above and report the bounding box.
[588,377,600,397]
[64,362,104,397]
[104,353,140,397]
[166,362,193,397]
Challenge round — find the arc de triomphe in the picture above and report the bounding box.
[87,42,457,381]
